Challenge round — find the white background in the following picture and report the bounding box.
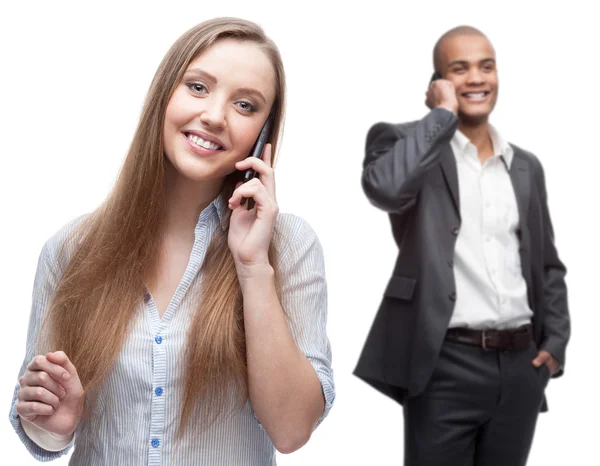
[1,0,597,464]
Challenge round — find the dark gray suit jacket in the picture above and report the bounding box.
[354,107,570,406]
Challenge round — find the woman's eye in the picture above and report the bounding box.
[187,83,207,94]
[236,101,257,112]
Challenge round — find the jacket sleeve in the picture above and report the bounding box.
[532,156,570,376]
[361,107,459,214]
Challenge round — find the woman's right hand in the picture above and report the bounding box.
[16,351,84,437]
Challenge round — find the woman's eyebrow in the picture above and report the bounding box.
[235,88,266,104]
[183,68,217,84]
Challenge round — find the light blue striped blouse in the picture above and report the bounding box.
[9,195,335,465]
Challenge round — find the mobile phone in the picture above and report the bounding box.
[430,71,442,83]
[240,114,274,209]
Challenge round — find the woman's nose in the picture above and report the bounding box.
[199,98,226,130]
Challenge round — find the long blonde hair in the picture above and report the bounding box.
[42,18,286,433]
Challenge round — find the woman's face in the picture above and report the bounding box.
[163,39,276,184]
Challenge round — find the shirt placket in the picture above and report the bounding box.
[480,160,502,301]
[144,205,215,465]
[147,293,167,465]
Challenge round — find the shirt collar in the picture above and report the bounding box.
[196,193,229,232]
[450,128,472,157]
[489,125,514,168]
[213,193,228,228]
[450,124,514,169]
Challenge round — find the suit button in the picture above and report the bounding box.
[449,291,456,301]
[447,259,454,268]
[451,226,460,236]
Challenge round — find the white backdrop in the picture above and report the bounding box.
[1,0,597,464]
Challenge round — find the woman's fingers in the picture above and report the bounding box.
[18,386,61,410]
[19,370,66,400]
[27,354,71,385]
[46,351,79,380]
[16,400,55,420]
[235,144,275,196]
[229,178,277,214]
[261,142,273,167]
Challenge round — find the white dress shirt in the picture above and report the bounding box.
[449,126,533,330]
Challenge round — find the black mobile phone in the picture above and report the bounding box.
[240,114,274,209]
[430,71,442,83]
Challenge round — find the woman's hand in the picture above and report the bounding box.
[228,143,278,271]
[16,351,84,437]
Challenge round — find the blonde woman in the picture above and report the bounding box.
[10,18,334,465]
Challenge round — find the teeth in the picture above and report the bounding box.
[186,133,220,150]
[466,92,485,98]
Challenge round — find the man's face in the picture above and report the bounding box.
[438,34,498,124]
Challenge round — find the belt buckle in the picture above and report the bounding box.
[481,330,492,351]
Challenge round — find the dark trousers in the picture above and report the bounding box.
[403,339,550,466]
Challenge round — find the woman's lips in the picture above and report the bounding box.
[182,132,223,156]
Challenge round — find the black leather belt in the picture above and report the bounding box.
[445,325,533,350]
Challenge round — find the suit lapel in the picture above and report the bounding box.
[509,154,531,240]
[509,152,534,305]
[439,144,460,217]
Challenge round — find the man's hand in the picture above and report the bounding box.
[532,350,561,376]
[426,79,459,115]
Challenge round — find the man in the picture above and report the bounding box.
[354,26,570,466]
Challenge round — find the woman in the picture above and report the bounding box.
[9,17,334,465]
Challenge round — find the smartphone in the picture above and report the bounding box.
[240,114,274,209]
[430,71,442,83]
